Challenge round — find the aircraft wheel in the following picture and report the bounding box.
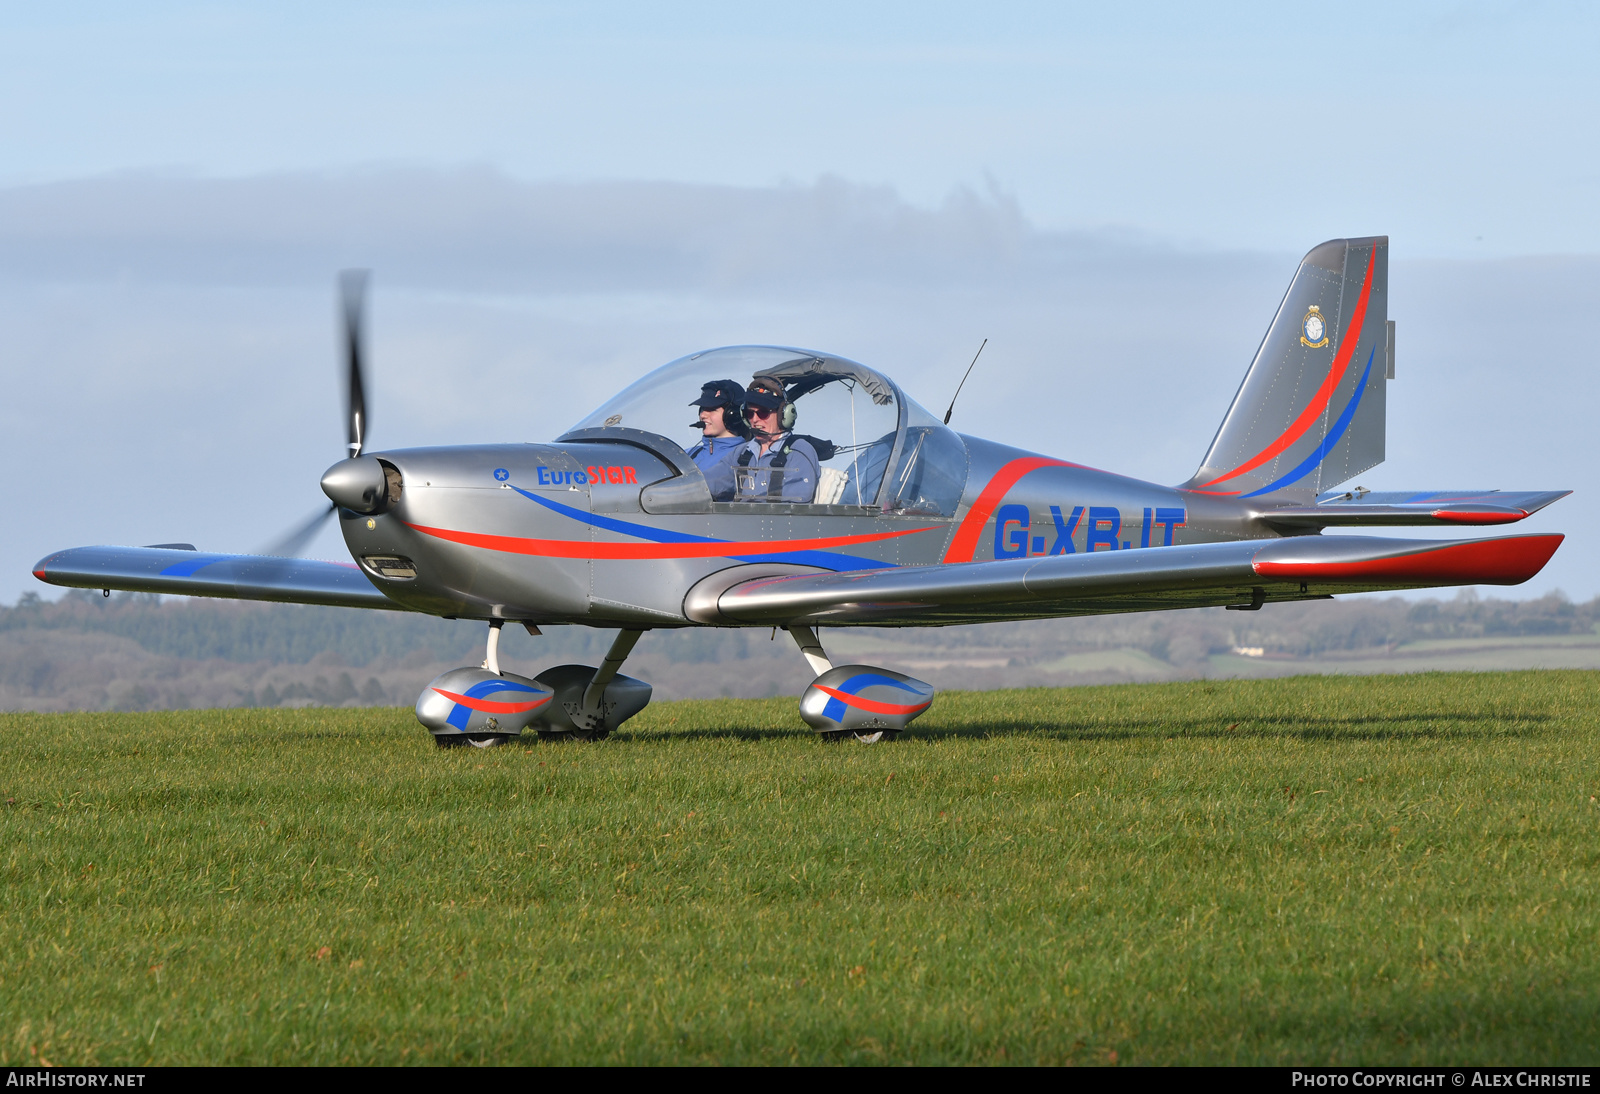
[434,733,514,749]
[820,729,900,744]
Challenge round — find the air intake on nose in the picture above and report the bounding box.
[361,555,417,580]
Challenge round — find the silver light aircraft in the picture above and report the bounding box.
[34,237,1569,745]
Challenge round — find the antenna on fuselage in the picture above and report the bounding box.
[942,338,987,426]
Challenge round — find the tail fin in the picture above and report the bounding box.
[1186,236,1389,500]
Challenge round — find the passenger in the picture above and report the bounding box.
[685,379,747,472]
[705,376,820,503]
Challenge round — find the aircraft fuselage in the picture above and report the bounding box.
[345,433,1271,628]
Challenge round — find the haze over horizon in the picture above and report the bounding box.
[4,3,1598,258]
[2,3,1595,605]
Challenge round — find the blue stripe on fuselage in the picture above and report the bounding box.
[509,485,897,571]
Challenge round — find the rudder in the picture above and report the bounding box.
[1187,236,1389,500]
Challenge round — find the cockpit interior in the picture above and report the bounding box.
[562,346,970,517]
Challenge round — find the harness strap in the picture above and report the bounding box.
[735,441,800,499]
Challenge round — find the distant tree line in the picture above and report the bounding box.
[4,587,1595,667]
[1,587,1594,713]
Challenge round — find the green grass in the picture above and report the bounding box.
[4,670,1600,1066]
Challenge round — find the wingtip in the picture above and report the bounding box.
[1254,533,1565,586]
[1430,508,1529,525]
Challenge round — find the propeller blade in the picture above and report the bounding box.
[341,269,369,459]
[260,502,336,559]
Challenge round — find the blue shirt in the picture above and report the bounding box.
[704,433,820,503]
[686,433,745,472]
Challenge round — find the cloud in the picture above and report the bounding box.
[0,167,1250,293]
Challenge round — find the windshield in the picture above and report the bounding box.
[565,345,904,505]
[883,395,971,516]
[564,344,969,510]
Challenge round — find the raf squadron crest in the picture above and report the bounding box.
[1300,305,1330,349]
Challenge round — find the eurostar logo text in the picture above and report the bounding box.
[534,465,639,487]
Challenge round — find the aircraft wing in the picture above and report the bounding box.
[33,545,402,611]
[1262,490,1570,529]
[697,533,1564,627]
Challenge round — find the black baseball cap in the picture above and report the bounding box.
[690,380,745,410]
[744,376,786,411]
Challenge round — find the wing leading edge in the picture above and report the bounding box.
[33,545,402,611]
[695,533,1564,627]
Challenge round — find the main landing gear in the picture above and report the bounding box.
[414,623,652,748]
[790,626,936,743]
[414,622,935,747]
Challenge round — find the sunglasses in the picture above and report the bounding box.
[745,406,778,419]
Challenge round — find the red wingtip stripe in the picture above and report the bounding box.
[1253,535,1563,586]
[431,688,552,714]
[1430,508,1528,526]
[32,569,46,581]
[1203,246,1377,488]
[814,685,932,717]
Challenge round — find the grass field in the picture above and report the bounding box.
[4,670,1600,1066]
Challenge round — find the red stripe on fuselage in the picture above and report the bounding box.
[431,688,552,714]
[814,685,932,716]
[406,523,937,560]
[1202,247,1377,488]
[942,457,1074,563]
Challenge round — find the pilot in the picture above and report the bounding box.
[705,376,820,503]
[686,379,747,471]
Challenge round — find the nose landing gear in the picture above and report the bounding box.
[414,624,653,748]
[532,629,652,741]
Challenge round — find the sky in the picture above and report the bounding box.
[3,1,1599,255]
[2,1,1596,605]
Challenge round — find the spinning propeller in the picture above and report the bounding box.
[342,269,369,460]
[262,270,375,558]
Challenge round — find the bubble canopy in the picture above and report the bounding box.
[562,345,968,513]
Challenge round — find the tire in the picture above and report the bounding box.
[819,729,900,744]
[434,733,515,749]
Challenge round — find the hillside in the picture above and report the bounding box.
[3,587,1597,713]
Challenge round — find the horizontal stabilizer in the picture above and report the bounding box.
[1262,489,1571,529]
[696,533,1564,627]
[33,545,401,610]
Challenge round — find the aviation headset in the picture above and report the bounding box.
[690,379,751,438]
